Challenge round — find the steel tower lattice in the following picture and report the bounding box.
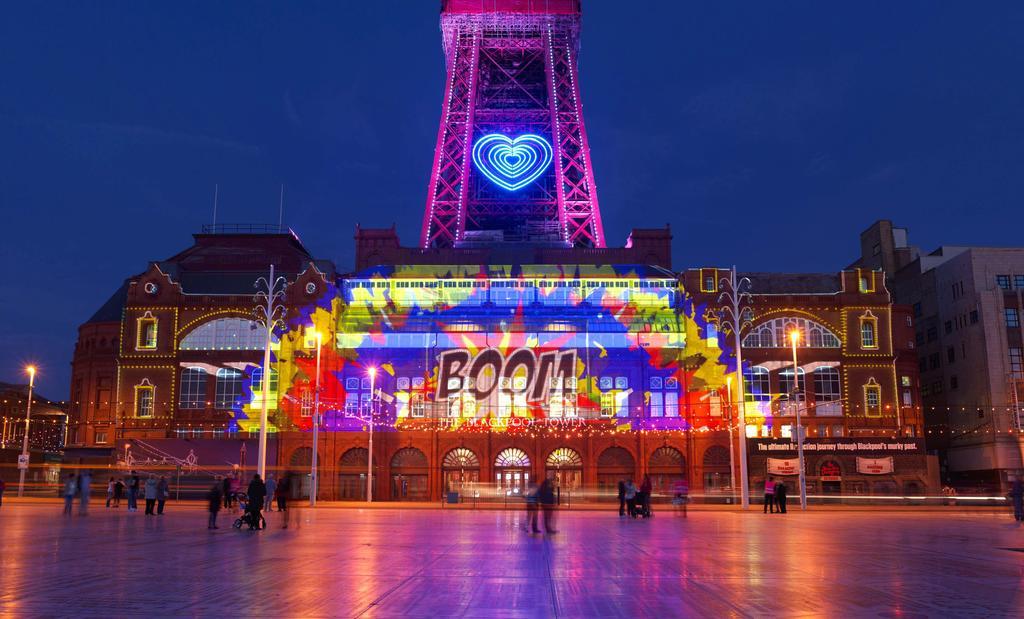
[421,0,605,249]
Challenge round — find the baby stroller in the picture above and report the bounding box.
[232,494,266,530]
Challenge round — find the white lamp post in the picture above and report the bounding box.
[254,265,287,481]
[367,366,376,503]
[310,330,323,507]
[717,267,753,509]
[17,365,36,497]
[789,329,808,510]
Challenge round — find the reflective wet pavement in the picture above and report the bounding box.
[0,504,1021,617]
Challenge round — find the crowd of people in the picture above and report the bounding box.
[523,477,558,533]
[206,472,293,530]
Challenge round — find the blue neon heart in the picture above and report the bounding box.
[472,133,553,192]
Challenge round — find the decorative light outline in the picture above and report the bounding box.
[471,133,553,192]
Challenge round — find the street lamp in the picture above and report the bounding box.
[18,365,36,497]
[362,366,374,502]
[726,375,736,500]
[789,329,808,510]
[310,330,323,507]
[717,267,753,509]
[254,265,287,480]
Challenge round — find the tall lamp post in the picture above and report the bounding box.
[726,376,736,500]
[254,265,287,481]
[17,365,36,497]
[717,267,753,509]
[310,330,323,507]
[789,330,808,510]
[366,367,376,503]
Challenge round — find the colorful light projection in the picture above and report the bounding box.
[235,265,748,435]
[471,133,553,191]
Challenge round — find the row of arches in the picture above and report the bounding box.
[285,444,733,501]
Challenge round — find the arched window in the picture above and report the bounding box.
[289,446,312,468]
[702,445,731,469]
[339,447,370,467]
[743,317,841,348]
[649,446,685,469]
[779,367,806,401]
[251,367,279,393]
[597,446,635,468]
[494,448,531,468]
[813,367,841,402]
[180,317,273,351]
[743,366,771,402]
[179,367,207,409]
[391,447,429,468]
[215,368,244,409]
[859,311,878,349]
[546,447,582,468]
[135,380,155,418]
[442,448,480,469]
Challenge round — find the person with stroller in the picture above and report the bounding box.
[245,474,267,530]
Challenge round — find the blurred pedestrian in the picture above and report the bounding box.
[78,470,91,515]
[156,476,169,515]
[207,478,223,530]
[246,474,267,530]
[106,478,115,508]
[144,474,158,515]
[673,478,689,518]
[222,475,232,510]
[1009,478,1023,522]
[639,474,653,518]
[763,477,776,514]
[62,474,77,515]
[538,477,558,533]
[774,480,788,514]
[229,474,241,511]
[525,480,540,533]
[0,478,6,508]
[265,474,276,512]
[277,474,291,528]
[113,478,125,508]
[617,479,626,517]
[624,479,638,518]
[127,472,140,512]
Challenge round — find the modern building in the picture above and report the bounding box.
[65,1,934,501]
[853,220,1024,491]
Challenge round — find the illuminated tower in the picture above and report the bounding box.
[421,0,605,249]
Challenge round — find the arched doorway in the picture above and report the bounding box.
[819,459,842,495]
[702,445,731,493]
[390,447,429,501]
[337,447,372,501]
[494,447,531,497]
[596,446,635,493]
[648,446,686,497]
[546,447,583,492]
[288,447,314,499]
[442,447,480,495]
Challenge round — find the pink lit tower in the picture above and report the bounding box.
[421,0,605,250]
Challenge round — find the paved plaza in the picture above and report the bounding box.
[0,503,1022,617]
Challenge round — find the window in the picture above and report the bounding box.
[779,368,806,400]
[864,382,882,418]
[902,390,912,406]
[251,367,279,394]
[901,375,912,387]
[135,383,155,418]
[929,353,941,370]
[95,431,108,444]
[926,326,937,342]
[215,368,244,409]
[813,367,841,402]
[742,317,841,348]
[179,367,207,409]
[1016,275,1024,289]
[1005,308,1020,328]
[996,275,1011,290]
[137,314,158,350]
[860,312,878,349]
[915,332,924,346]
[969,310,979,324]
[180,317,271,351]
[832,424,844,437]
[905,316,912,327]
[950,375,958,390]
[918,357,927,373]
[912,302,922,318]
[743,367,771,402]
[1010,347,1023,378]
[946,347,955,364]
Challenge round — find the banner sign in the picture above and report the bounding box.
[750,438,922,456]
[766,458,801,476]
[856,456,894,475]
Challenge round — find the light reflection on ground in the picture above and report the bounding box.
[0,504,1021,617]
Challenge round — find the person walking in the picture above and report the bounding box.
[62,474,77,515]
[537,477,558,534]
[246,474,267,530]
[222,475,233,510]
[617,479,627,517]
[1009,478,1023,522]
[524,480,540,533]
[276,474,291,528]
[774,479,788,514]
[156,476,170,515]
[127,472,140,512]
[113,478,125,508]
[763,477,776,514]
[639,474,653,518]
[144,474,158,515]
[265,474,276,512]
[78,470,92,516]
[624,479,638,518]
[106,478,115,508]
[0,478,6,508]
[207,478,223,530]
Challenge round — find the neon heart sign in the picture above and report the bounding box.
[471,133,553,191]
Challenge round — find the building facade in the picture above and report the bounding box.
[854,220,1024,491]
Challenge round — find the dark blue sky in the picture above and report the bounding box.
[2,1,1023,397]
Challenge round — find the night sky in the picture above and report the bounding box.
[2,1,1023,397]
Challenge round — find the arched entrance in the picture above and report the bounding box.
[442,447,480,495]
[596,446,635,493]
[494,447,531,497]
[288,447,314,499]
[390,447,429,501]
[648,446,686,497]
[702,445,731,493]
[545,447,583,492]
[337,447,372,501]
